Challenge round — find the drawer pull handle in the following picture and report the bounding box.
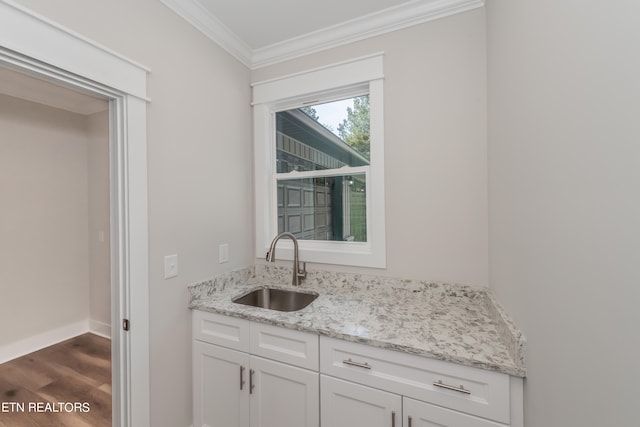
[240,366,245,390]
[391,411,396,427]
[433,380,471,394]
[342,358,371,370]
[408,416,412,427]
[249,369,255,394]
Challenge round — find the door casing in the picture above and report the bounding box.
[0,1,151,426]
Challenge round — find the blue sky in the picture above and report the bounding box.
[312,98,352,137]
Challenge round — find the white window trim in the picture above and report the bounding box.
[252,53,386,268]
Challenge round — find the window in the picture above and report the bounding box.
[276,96,369,242]
[253,54,385,268]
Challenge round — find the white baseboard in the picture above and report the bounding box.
[0,320,89,364]
[89,319,112,339]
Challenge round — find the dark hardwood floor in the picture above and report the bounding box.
[0,333,111,427]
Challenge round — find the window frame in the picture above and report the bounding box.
[252,53,386,268]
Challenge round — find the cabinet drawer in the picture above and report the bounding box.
[320,337,510,424]
[192,310,250,352]
[251,322,319,370]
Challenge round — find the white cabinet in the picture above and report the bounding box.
[193,340,250,427]
[193,311,523,427]
[250,356,319,427]
[321,375,507,427]
[404,397,506,427]
[320,336,522,427]
[321,375,401,427]
[250,321,319,370]
[193,311,319,427]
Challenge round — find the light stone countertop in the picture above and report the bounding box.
[188,265,526,377]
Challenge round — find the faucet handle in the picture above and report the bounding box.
[298,262,307,278]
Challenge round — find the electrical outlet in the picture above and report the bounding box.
[219,243,229,264]
[164,254,178,279]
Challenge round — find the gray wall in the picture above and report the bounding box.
[11,0,254,425]
[487,1,640,425]
[253,9,489,286]
[0,94,109,347]
[87,110,111,334]
[0,93,89,344]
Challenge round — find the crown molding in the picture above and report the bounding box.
[161,0,485,70]
[160,0,253,68]
[252,0,484,68]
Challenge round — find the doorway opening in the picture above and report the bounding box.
[0,65,113,426]
[0,3,151,425]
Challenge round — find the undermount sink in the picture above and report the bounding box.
[232,287,318,312]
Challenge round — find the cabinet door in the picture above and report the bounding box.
[321,375,402,427]
[193,340,250,427]
[404,397,505,427]
[249,355,319,427]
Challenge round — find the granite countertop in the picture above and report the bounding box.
[188,265,526,377]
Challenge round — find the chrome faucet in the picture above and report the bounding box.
[266,232,307,286]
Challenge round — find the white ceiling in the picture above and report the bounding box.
[198,0,410,49]
[161,0,484,69]
[0,65,109,115]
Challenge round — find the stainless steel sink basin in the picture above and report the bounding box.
[232,287,318,312]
